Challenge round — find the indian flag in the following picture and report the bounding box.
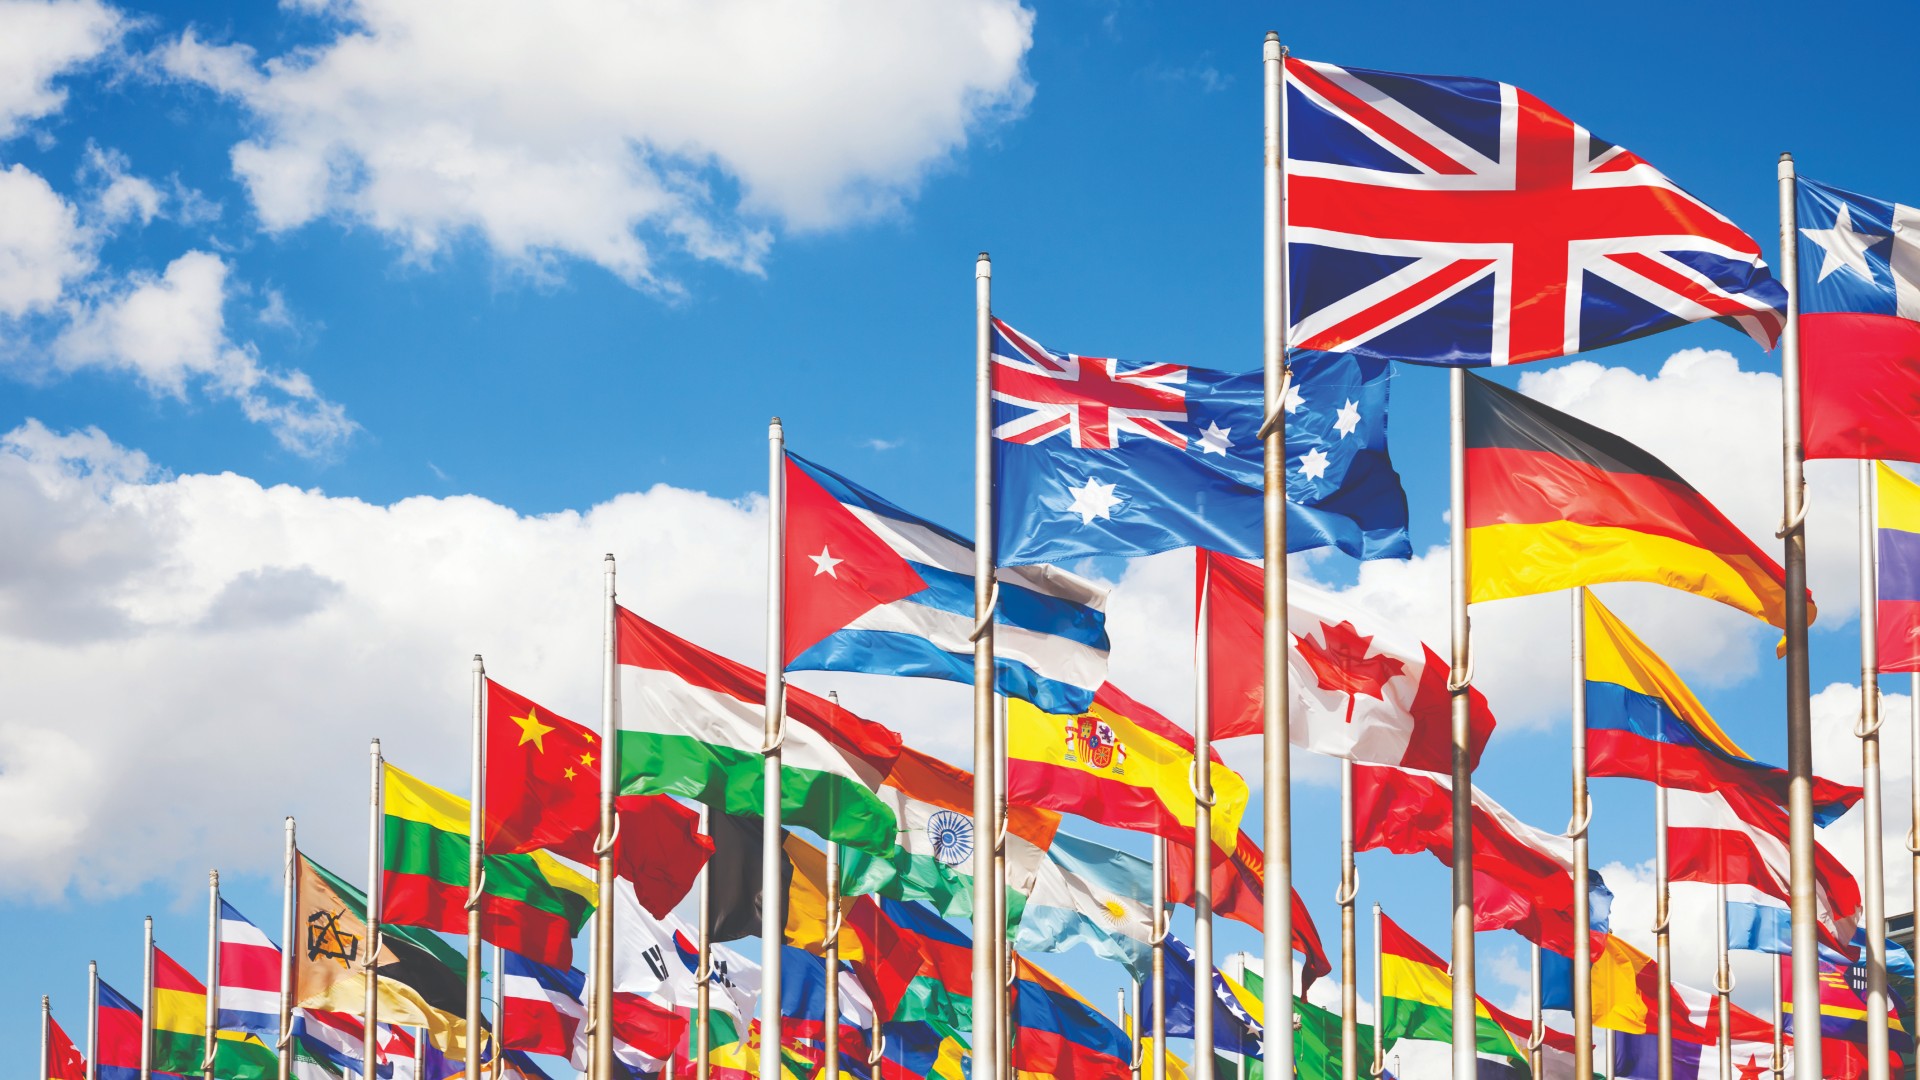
[615,608,901,855]
[1378,912,1528,1073]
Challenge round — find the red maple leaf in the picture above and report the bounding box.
[1293,620,1406,724]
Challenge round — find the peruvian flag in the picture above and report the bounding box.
[1203,550,1495,772]
[1353,763,1604,959]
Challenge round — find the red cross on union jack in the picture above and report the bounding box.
[990,319,1188,450]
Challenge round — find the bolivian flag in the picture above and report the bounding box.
[1378,912,1528,1072]
[1464,372,1806,629]
[152,947,277,1080]
[1007,682,1246,854]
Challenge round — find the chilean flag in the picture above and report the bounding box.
[1798,178,1920,462]
[782,452,1110,714]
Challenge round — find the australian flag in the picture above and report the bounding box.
[991,318,1410,566]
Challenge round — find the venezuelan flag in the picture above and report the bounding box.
[1006,683,1246,854]
[1464,372,1807,629]
[1584,591,1861,823]
[1878,462,1920,673]
[1012,958,1132,1080]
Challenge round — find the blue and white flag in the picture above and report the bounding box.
[1131,935,1263,1058]
[785,452,1110,713]
[1729,892,1916,980]
[1013,832,1155,976]
[990,320,1410,566]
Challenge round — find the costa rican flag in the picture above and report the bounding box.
[1285,56,1785,366]
[216,899,280,1040]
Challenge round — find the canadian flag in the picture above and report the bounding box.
[1202,549,1494,772]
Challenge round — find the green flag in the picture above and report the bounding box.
[1227,966,1376,1080]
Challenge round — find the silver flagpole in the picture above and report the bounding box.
[824,697,843,1080]
[1151,836,1167,1080]
[762,416,787,1080]
[1603,1027,1615,1080]
[43,994,52,1080]
[1716,881,1732,1079]
[1775,150,1821,1080]
[996,696,1012,1080]
[88,962,99,1080]
[696,803,713,1080]
[142,916,153,1080]
[205,870,220,1080]
[1339,758,1357,1080]
[1859,459,1890,1080]
[1572,587,1593,1080]
[1529,944,1543,1080]
[1655,785,1672,1080]
[1446,373,1476,1080]
[468,654,487,1080]
[1259,30,1297,1080]
[1193,556,1215,1080]
[1120,988,1137,1080]
[1371,905,1382,1079]
[972,251,999,1080]
[279,817,296,1080]
[593,554,618,1080]
[366,739,383,1080]
[1770,958,1785,1080]
[491,943,504,1080]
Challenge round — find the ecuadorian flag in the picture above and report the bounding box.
[1583,590,1860,823]
[1877,462,1920,673]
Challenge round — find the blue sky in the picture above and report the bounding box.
[4,0,1917,1072]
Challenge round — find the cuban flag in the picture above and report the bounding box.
[783,452,1110,714]
[989,319,1410,567]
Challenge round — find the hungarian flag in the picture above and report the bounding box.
[847,897,972,1043]
[615,607,902,854]
[381,762,597,965]
[1007,681,1248,853]
[45,1014,85,1080]
[1202,549,1493,770]
[1012,958,1133,1080]
[1464,371,1805,629]
[1354,763,1605,960]
[1162,830,1332,991]
[1877,462,1920,671]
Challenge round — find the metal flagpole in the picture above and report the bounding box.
[1121,988,1137,1080]
[1339,758,1357,1080]
[1259,30,1297,1080]
[43,995,52,1080]
[1151,836,1167,1080]
[366,739,384,1080]
[762,416,787,1080]
[1371,905,1382,1080]
[1529,945,1543,1080]
[1603,1028,1615,1080]
[1655,786,1672,1080]
[1716,881,1733,1079]
[468,654,487,1080]
[1571,587,1593,1080]
[1912,672,1918,959]
[696,803,713,1080]
[593,554,619,1080]
[1859,459,1890,1080]
[1770,958,1785,1080]
[1193,556,1215,1080]
[279,817,296,1080]
[824,696,843,1080]
[205,870,220,1080]
[972,251,1000,1080]
[996,695,1013,1080]
[491,944,505,1080]
[1775,150,1821,1080]
[88,961,99,1080]
[1447,372,1476,1080]
[142,916,154,1080]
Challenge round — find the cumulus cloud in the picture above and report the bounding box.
[160,0,1036,288]
[0,162,92,318]
[0,0,123,141]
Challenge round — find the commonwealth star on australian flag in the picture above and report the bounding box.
[989,318,1410,566]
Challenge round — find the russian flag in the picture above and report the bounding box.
[782,452,1110,715]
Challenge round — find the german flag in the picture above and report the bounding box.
[1464,372,1806,628]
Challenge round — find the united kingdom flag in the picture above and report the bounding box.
[1285,57,1786,367]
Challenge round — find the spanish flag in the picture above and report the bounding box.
[1465,372,1806,629]
[1007,682,1247,854]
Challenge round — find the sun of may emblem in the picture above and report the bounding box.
[925,810,974,866]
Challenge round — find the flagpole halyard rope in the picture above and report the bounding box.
[593,817,621,857]
[1187,762,1215,808]
[1565,793,1593,839]
[1255,366,1293,441]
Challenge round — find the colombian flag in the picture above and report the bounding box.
[1584,590,1861,822]
[1878,462,1920,673]
[1464,372,1805,629]
[1007,682,1246,853]
[1012,958,1133,1080]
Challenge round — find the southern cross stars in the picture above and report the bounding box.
[1197,421,1233,455]
[1067,476,1122,524]
[1334,399,1361,438]
[1299,446,1330,480]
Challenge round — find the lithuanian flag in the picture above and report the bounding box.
[1378,913,1528,1072]
[382,763,596,967]
[1464,372,1805,629]
[152,948,276,1080]
[1007,682,1246,854]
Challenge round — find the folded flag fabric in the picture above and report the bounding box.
[95,980,143,1080]
[1202,550,1494,767]
[670,930,761,1033]
[778,944,875,1049]
[616,607,902,854]
[1668,784,1862,957]
[1015,831,1156,977]
[1609,1029,1786,1080]
[847,897,972,1043]
[155,946,275,1080]
[784,452,1111,714]
[1377,912,1529,1072]
[47,1014,85,1080]
[1014,957,1134,1080]
[783,829,864,961]
[1132,934,1263,1059]
[217,899,281,1042]
[1464,371,1804,629]
[501,952,587,1066]
[1783,955,1912,1053]
[1164,832,1331,991]
[1878,462,1920,672]
[1354,763,1608,959]
[1584,590,1861,821]
[1008,681,1247,853]
[702,809,794,943]
[1284,55,1784,367]
[1543,934,1773,1045]
[990,318,1410,566]
[380,762,597,966]
[1795,178,1920,463]
[870,1022,966,1080]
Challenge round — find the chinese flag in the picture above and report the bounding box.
[484,679,602,862]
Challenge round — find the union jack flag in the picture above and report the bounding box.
[1285,57,1786,367]
[991,318,1188,449]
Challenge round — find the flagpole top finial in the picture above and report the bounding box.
[473,653,484,670]
[1266,30,1279,40]
[604,552,614,562]
[977,251,990,261]
[209,868,218,886]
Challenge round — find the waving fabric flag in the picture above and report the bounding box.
[1609,1031,1788,1080]
[1376,914,1530,1073]
[1796,178,1920,462]
[500,953,587,1065]
[1218,963,1375,1080]
[1132,938,1263,1061]
[1015,831,1156,976]
[1284,56,1784,367]
[1783,956,1913,1054]
[1008,681,1247,852]
[1878,463,1920,672]
[47,1015,85,1080]
[482,679,601,861]
[1669,785,1862,957]
[94,982,143,1080]
[990,319,1410,566]
[783,452,1111,713]
[1202,550,1494,767]
[1015,959,1135,1080]
[1164,832,1332,991]
[217,899,281,1041]
[1584,590,1861,821]
[846,897,972,1043]
[1465,371,1804,628]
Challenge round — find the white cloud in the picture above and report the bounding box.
[1812,680,1916,925]
[161,0,1036,288]
[0,0,122,141]
[0,162,93,318]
